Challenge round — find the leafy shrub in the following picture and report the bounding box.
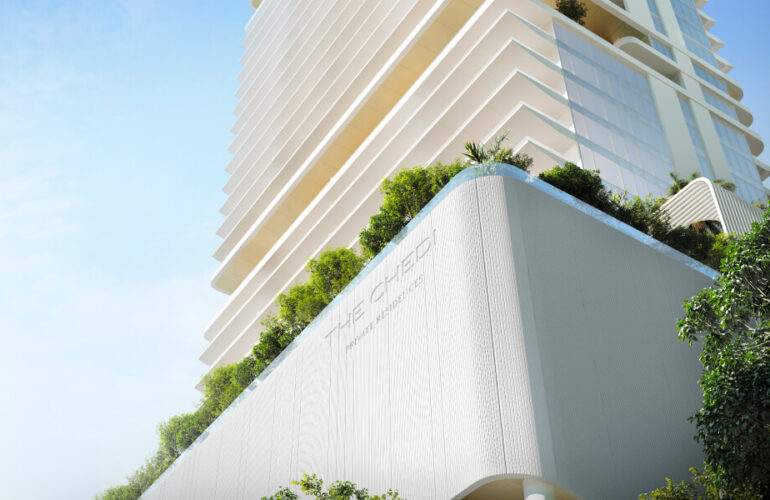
[705,232,737,269]
[537,163,729,268]
[360,134,533,259]
[539,162,614,212]
[252,247,366,358]
[263,474,405,500]
[556,0,588,25]
[97,451,169,500]
[464,133,533,171]
[158,413,208,460]
[638,467,760,500]
[359,160,468,259]
[98,484,142,500]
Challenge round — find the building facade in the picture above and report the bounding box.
[140,0,769,497]
[202,0,767,383]
[144,166,717,499]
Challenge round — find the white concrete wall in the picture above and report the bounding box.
[144,167,714,500]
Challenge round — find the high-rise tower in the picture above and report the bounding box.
[201,0,767,382]
[139,2,769,498]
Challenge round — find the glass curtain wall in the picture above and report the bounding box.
[711,118,767,202]
[702,88,738,119]
[670,0,718,66]
[646,0,666,34]
[555,24,674,198]
[693,63,727,92]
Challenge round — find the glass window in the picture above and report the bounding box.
[650,38,674,59]
[555,25,675,198]
[670,0,718,66]
[711,117,766,203]
[702,87,738,119]
[693,63,728,92]
[646,0,666,34]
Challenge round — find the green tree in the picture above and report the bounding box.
[253,247,366,364]
[358,160,468,259]
[275,281,327,334]
[555,0,588,25]
[232,355,260,388]
[252,318,294,364]
[640,208,770,499]
[262,474,406,500]
[677,208,770,496]
[158,413,207,460]
[201,364,246,416]
[307,247,366,303]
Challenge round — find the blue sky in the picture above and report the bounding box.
[0,1,250,498]
[0,1,767,499]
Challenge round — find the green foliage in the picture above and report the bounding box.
[538,162,614,212]
[358,160,468,259]
[275,282,327,334]
[677,208,770,496]
[262,474,406,500]
[659,226,719,266]
[307,247,367,303]
[360,135,533,259]
[705,232,737,270]
[463,133,533,171]
[232,355,260,388]
[642,209,770,499]
[667,172,694,197]
[638,475,699,500]
[97,485,141,500]
[555,0,588,25]
[95,452,169,500]
[538,164,730,268]
[610,192,670,237]
[639,467,761,500]
[253,247,366,359]
[201,363,248,416]
[107,140,755,499]
[714,178,737,192]
[158,413,208,460]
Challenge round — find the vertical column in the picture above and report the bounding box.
[647,78,699,178]
[523,478,556,500]
[689,100,732,181]
[622,0,656,31]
